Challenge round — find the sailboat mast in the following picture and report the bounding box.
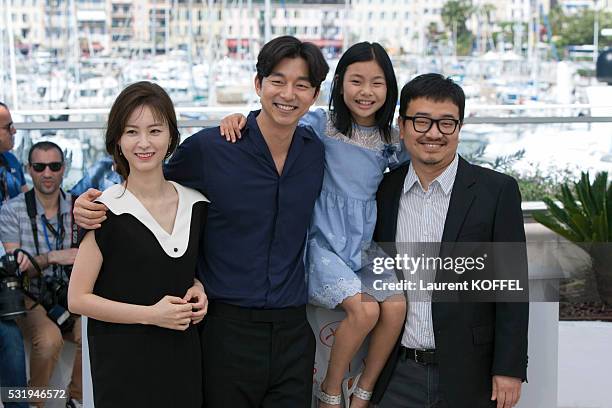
[206,0,216,106]
[264,0,271,43]
[342,0,349,52]
[0,0,5,103]
[70,0,80,86]
[7,0,18,109]
[237,0,243,58]
[187,0,196,98]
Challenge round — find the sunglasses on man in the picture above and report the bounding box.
[30,162,63,172]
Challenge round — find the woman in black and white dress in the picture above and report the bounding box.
[68,82,208,408]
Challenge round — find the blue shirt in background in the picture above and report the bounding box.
[0,152,25,206]
[70,156,122,196]
[164,110,324,309]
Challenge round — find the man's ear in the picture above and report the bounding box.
[312,87,320,104]
[254,75,262,97]
[397,116,405,139]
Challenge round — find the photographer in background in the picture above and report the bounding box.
[0,101,29,408]
[0,141,82,408]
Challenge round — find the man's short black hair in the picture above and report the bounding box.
[399,73,466,122]
[256,36,329,91]
[0,101,7,109]
[28,141,64,164]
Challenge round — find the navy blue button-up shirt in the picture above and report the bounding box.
[165,111,324,308]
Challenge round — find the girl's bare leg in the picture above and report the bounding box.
[319,294,380,408]
[350,295,407,408]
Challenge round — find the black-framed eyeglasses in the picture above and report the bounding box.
[0,122,14,132]
[400,115,460,135]
[30,162,63,172]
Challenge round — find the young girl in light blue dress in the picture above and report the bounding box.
[221,42,407,408]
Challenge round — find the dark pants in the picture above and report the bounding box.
[200,302,315,408]
[376,358,448,408]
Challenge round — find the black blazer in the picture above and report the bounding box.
[371,156,529,408]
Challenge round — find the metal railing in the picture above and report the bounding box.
[11,103,612,129]
[9,105,612,217]
[12,115,612,130]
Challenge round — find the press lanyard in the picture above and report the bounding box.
[40,198,64,252]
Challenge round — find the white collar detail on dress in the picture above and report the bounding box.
[97,181,209,258]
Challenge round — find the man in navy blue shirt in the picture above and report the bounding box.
[165,106,324,309]
[74,36,329,407]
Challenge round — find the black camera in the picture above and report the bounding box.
[0,253,26,320]
[37,272,74,333]
[1,248,74,332]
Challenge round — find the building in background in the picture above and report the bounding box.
[0,0,593,59]
[555,0,612,14]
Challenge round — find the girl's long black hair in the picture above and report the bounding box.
[329,42,398,143]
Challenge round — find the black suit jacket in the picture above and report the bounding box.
[371,156,529,408]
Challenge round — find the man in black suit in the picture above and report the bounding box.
[371,74,528,408]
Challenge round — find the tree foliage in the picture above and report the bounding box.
[549,6,612,49]
[441,0,475,55]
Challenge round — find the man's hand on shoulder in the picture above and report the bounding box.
[74,188,108,229]
[491,375,522,408]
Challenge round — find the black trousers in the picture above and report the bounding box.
[376,358,448,408]
[200,302,316,408]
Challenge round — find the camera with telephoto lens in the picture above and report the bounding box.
[1,248,74,332]
[0,252,27,320]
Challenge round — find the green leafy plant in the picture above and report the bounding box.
[533,172,612,305]
[464,147,574,201]
[509,164,575,202]
[467,148,525,173]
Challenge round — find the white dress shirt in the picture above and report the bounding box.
[396,154,459,349]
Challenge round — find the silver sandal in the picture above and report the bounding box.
[342,373,373,407]
[315,384,342,406]
[352,384,373,402]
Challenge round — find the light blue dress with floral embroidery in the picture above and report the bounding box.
[300,109,408,309]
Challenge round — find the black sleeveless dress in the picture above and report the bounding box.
[88,182,208,408]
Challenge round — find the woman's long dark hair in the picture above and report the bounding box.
[329,42,398,143]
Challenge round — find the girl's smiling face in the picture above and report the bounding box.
[341,60,387,127]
